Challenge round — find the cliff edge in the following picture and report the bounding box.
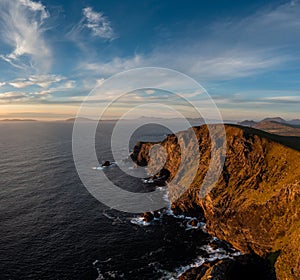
[131,124,300,279]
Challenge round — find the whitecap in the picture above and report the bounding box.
[92,166,104,170]
[143,178,154,183]
[185,220,205,231]
[153,239,242,279]
[130,217,151,226]
[92,162,117,170]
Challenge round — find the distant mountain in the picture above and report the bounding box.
[64,117,96,122]
[237,120,257,127]
[289,119,300,126]
[238,117,300,134]
[261,117,287,123]
[253,120,300,136]
[1,119,37,122]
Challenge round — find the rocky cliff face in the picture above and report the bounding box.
[131,124,300,279]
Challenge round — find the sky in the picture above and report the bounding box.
[0,0,299,120]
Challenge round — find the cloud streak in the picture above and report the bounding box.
[68,6,116,46]
[0,0,51,72]
[79,49,287,81]
[8,74,65,89]
[0,91,29,103]
[83,7,115,39]
[78,1,299,81]
[0,75,76,104]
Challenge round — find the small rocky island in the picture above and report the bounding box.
[131,124,300,279]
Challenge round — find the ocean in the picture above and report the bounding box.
[0,121,238,279]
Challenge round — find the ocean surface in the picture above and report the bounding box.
[0,121,238,280]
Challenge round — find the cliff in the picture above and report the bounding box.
[131,124,300,279]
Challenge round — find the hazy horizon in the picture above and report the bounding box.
[1,115,300,123]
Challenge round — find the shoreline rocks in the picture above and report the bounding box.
[141,212,154,222]
[141,211,162,222]
[101,160,111,167]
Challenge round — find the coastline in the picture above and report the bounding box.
[130,123,300,279]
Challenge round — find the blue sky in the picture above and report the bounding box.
[0,0,299,120]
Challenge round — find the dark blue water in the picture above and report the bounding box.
[0,122,234,280]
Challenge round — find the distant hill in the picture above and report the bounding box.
[237,117,300,136]
[253,120,300,137]
[261,117,287,123]
[237,120,257,127]
[65,117,96,122]
[1,119,37,122]
[289,119,300,126]
[238,117,300,126]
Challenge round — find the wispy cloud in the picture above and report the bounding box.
[8,74,65,89]
[83,7,115,39]
[79,49,287,81]
[78,1,299,81]
[213,0,300,47]
[19,0,49,20]
[33,80,76,95]
[211,90,300,106]
[0,0,51,72]
[0,91,29,103]
[80,55,143,75]
[0,75,76,104]
[185,50,289,79]
[262,95,300,104]
[68,6,116,45]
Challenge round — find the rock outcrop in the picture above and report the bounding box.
[102,160,111,167]
[131,124,300,279]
